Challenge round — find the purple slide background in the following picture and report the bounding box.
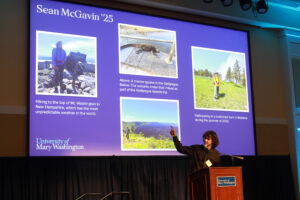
[29,0,255,156]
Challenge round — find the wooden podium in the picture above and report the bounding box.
[188,167,244,200]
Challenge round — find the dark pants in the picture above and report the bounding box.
[214,86,219,99]
[54,65,64,87]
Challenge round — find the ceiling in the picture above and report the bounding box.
[114,0,300,32]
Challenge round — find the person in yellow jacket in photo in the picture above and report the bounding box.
[213,72,220,100]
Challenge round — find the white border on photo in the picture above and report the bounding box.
[120,96,181,151]
[191,46,249,112]
[35,30,98,98]
[118,23,178,79]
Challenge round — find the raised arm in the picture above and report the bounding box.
[170,126,193,155]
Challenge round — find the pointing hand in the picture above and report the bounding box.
[170,126,176,137]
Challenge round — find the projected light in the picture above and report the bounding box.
[239,0,253,10]
[30,0,255,156]
[220,0,233,6]
[255,0,268,14]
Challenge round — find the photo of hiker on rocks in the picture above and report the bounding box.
[36,31,97,97]
[192,46,249,112]
[119,24,178,78]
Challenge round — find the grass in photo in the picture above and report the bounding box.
[119,24,178,78]
[121,98,180,150]
[192,47,249,111]
[36,31,97,97]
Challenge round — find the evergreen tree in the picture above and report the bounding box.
[225,67,232,82]
[241,68,246,86]
[200,69,204,76]
[204,69,209,77]
[232,60,241,84]
[195,68,213,78]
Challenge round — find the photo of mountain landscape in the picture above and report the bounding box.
[121,97,180,150]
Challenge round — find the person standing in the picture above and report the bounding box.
[126,127,130,140]
[52,41,67,93]
[213,72,220,100]
[170,126,221,173]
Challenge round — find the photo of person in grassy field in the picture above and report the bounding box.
[192,46,249,111]
[121,97,180,150]
[213,72,220,100]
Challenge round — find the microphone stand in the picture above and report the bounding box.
[221,153,244,166]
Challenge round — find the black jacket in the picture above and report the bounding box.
[173,136,221,173]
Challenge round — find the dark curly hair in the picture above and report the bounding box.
[202,130,219,149]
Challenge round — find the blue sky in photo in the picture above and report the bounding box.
[122,98,179,123]
[192,47,246,78]
[37,32,96,63]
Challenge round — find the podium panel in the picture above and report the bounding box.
[189,167,243,200]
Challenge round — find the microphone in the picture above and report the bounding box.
[221,153,244,160]
[233,156,244,160]
[221,153,244,166]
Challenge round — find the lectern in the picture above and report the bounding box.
[188,167,243,200]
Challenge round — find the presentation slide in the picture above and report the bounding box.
[29,0,255,156]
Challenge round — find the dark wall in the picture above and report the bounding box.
[0,1,295,199]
